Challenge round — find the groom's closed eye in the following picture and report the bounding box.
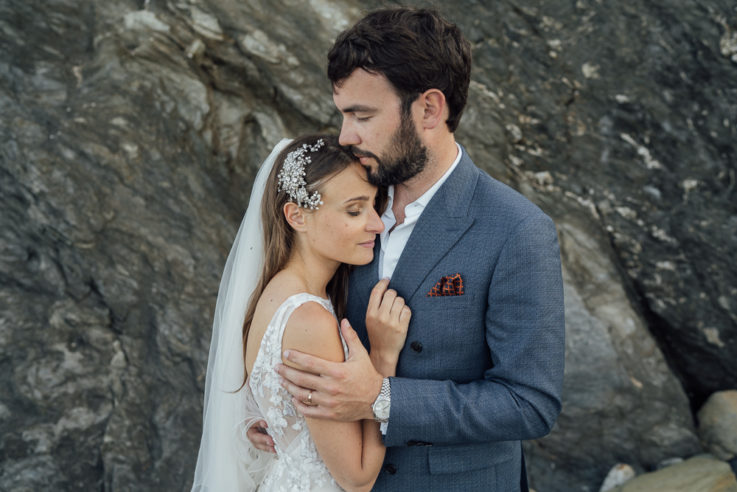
[339,104,377,122]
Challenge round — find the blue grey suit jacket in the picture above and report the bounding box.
[346,147,565,491]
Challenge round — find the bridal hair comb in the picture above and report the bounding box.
[277,139,325,210]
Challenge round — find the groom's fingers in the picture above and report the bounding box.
[292,396,334,420]
[282,349,337,376]
[278,367,323,403]
[246,422,276,453]
[340,318,368,359]
[278,350,347,381]
[280,377,322,406]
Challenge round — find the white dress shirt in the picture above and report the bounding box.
[378,143,462,279]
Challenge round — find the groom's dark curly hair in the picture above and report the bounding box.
[327,7,472,132]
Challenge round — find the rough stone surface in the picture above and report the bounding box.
[523,209,699,490]
[699,391,737,460]
[610,455,737,492]
[455,0,737,408]
[1,1,735,491]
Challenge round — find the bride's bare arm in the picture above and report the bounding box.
[282,302,393,492]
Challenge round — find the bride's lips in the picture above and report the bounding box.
[359,239,375,248]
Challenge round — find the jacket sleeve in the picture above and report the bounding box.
[383,213,565,447]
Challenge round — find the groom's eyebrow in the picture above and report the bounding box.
[341,104,375,114]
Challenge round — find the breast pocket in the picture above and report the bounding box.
[423,292,476,311]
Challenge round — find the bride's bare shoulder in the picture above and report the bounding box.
[246,272,305,371]
[252,272,302,321]
[282,302,344,366]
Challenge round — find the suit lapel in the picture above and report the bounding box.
[389,148,478,302]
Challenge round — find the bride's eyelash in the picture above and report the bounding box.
[347,210,361,217]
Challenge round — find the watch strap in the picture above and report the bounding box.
[372,377,391,422]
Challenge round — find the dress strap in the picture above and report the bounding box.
[270,293,335,342]
[283,292,333,312]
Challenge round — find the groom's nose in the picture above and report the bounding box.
[339,120,360,147]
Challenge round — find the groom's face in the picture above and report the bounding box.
[333,69,428,186]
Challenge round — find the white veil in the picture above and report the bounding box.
[192,138,292,491]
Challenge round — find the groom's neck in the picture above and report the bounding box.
[392,133,458,216]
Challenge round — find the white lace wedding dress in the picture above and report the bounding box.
[248,293,346,492]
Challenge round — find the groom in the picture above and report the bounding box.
[258,8,564,490]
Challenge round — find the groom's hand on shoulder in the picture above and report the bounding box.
[277,320,382,422]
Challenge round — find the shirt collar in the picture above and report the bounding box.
[384,142,463,215]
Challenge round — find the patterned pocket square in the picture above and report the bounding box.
[427,273,464,297]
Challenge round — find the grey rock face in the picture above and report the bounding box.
[1,1,734,491]
[0,1,255,489]
[456,0,737,406]
[523,209,699,490]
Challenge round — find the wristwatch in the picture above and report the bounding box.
[372,377,391,422]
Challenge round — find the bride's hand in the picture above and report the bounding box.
[365,278,411,374]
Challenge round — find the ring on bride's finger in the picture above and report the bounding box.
[307,390,313,405]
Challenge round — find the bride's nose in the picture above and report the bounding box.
[366,207,384,234]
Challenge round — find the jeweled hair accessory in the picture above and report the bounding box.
[277,139,325,210]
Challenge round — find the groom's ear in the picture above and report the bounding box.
[420,88,447,130]
[284,202,307,231]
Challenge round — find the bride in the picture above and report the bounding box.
[192,135,410,491]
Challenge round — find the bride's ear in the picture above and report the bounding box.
[283,202,307,231]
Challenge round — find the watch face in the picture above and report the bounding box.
[374,400,390,420]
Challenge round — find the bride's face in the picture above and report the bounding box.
[303,162,384,266]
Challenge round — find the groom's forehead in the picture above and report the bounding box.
[332,69,399,98]
[332,89,401,121]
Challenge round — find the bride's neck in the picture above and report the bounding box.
[283,246,339,298]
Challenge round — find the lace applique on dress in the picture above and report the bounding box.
[248,293,347,492]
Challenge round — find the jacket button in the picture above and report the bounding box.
[383,464,397,474]
[410,341,423,352]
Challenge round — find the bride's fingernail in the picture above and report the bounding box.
[283,350,291,358]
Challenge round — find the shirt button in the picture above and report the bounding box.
[410,341,423,352]
[383,464,397,474]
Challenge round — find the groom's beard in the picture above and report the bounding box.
[353,112,428,187]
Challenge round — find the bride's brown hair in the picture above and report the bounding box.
[241,135,370,379]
